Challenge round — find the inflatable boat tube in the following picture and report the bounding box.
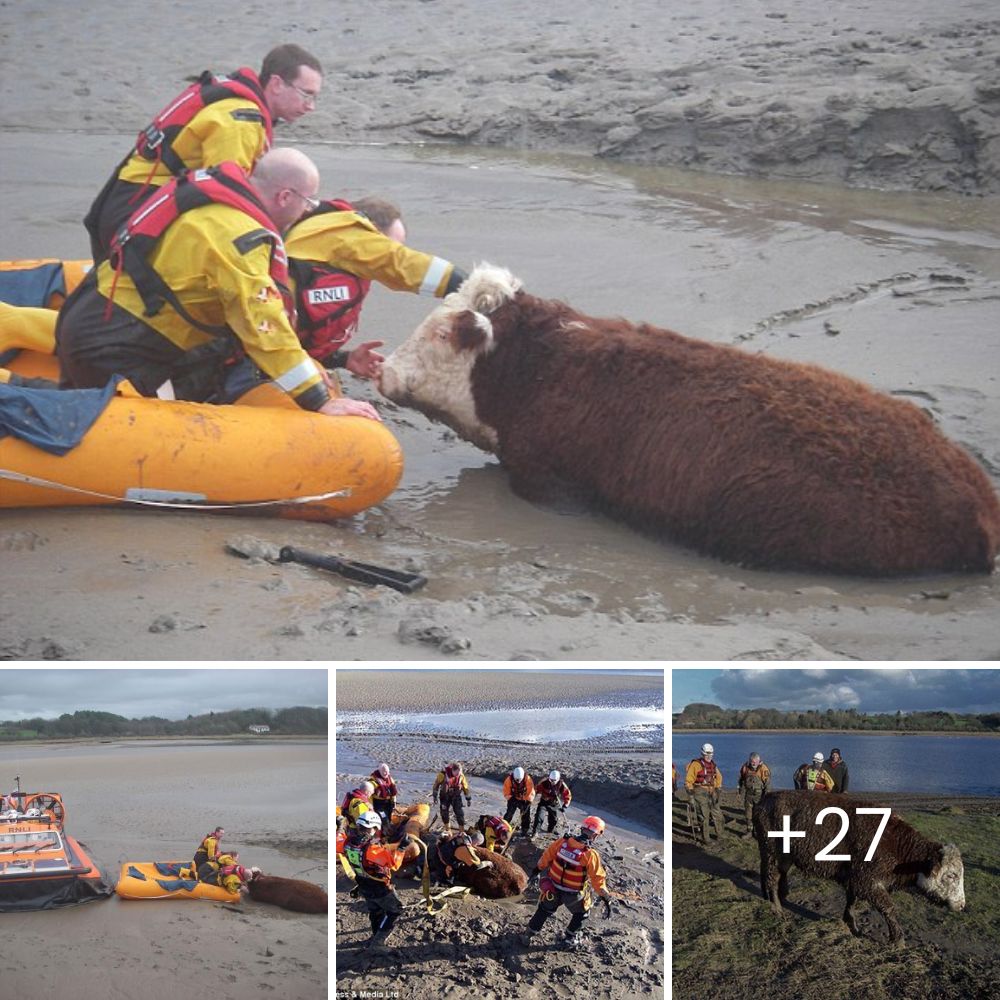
[115,861,239,902]
[0,288,404,521]
[0,377,403,519]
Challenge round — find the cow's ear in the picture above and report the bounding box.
[452,309,494,354]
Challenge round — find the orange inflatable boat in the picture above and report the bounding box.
[0,261,403,520]
[0,780,114,911]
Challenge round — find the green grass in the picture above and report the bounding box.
[672,800,1000,1000]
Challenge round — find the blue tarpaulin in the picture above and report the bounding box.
[0,378,121,455]
[0,262,65,307]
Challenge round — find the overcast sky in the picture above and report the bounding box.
[672,668,1000,714]
[0,668,327,721]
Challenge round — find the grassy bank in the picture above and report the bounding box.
[672,791,1000,1000]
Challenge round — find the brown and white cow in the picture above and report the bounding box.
[379,264,1000,576]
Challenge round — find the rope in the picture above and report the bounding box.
[412,835,472,914]
[0,468,351,509]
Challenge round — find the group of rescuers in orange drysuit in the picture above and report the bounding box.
[337,761,616,952]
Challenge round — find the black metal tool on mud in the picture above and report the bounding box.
[277,545,427,594]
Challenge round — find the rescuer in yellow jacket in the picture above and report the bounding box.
[522,816,613,950]
[218,195,466,401]
[84,44,323,262]
[57,150,379,421]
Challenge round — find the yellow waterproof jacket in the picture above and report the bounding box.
[96,203,326,405]
[118,99,268,189]
[285,210,460,297]
[433,770,470,798]
[686,758,722,793]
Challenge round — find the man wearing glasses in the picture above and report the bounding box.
[56,149,379,422]
[84,43,323,263]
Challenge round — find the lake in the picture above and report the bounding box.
[672,731,1000,796]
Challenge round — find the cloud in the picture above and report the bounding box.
[0,668,328,721]
[707,668,1000,714]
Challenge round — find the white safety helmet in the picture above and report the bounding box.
[377,763,390,778]
[702,743,714,756]
[548,770,560,782]
[357,811,382,830]
[812,752,825,763]
[512,767,525,781]
[361,781,376,795]
[470,831,485,846]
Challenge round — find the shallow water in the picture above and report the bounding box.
[2,134,999,659]
[672,731,1000,796]
[337,706,664,742]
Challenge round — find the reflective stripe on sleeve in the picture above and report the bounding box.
[274,358,321,392]
[419,256,449,296]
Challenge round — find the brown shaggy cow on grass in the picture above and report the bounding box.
[246,873,328,913]
[380,264,1000,576]
[754,791,965,946]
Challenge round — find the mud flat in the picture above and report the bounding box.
[337,734,665,998]
[0,740,327,1000]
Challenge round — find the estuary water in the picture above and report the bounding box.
[672,731,1000,796]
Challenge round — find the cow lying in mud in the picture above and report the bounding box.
[246,872,328,913]
[454,845,528,899]
[753,791,965,946]
[379,264,1000,576]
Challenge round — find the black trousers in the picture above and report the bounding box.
[356,878,403,938]
[439,793,465,828]
[528,885,590,934]
[532,801,560,833]
[56,271,232,401]
[504,797,532,834]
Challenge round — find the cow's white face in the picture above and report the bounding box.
[917,844,965,911]
[379,264,521,452]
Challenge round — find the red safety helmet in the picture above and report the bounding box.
[581,816,606,837]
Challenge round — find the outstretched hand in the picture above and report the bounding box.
[318,397,382,421]
[345,340,385,379]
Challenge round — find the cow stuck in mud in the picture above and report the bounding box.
[247,872,328,913]
[753,791,965,945]
[379,264,1000,576]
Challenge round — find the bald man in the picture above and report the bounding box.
[56,149,378,419]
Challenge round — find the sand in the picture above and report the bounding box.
[0,739,327,1000]
[1,3,999,661]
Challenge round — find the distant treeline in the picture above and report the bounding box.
[0,706,327,740]
[674,703,1000,733]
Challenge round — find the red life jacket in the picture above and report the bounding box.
[549,837,591,892]
[288,200,371,361]
[107,162,294,335]
[486,816,510,839]
[690,758,718,787]
[370,774,395,799]
[443,765,464,792]
[340,787,371,813]
[135,68,273,177]
[508,776,531,799]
